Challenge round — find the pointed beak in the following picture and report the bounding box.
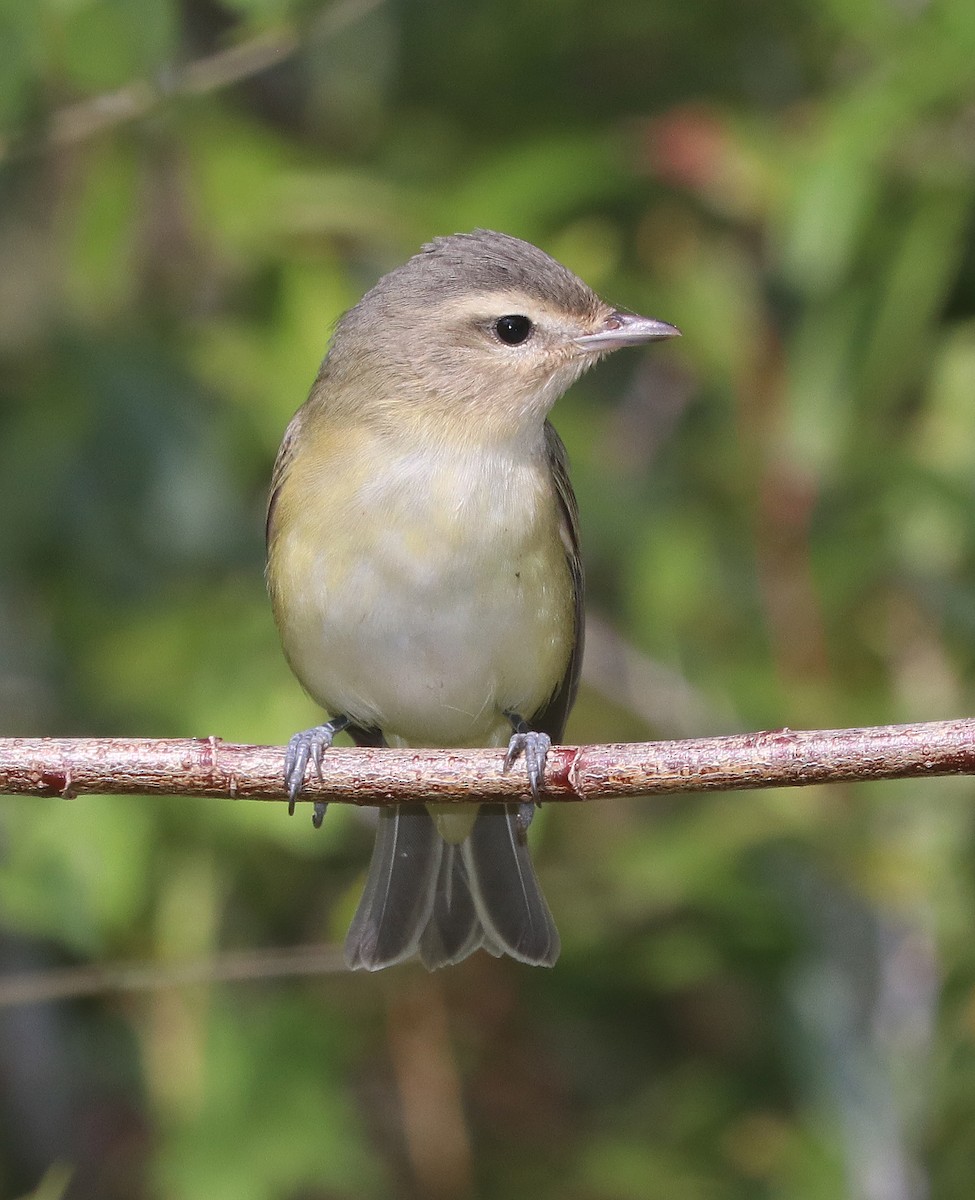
[573,311,681,352]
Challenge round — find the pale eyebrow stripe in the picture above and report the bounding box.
[431,290,596,329]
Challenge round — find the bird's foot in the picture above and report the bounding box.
[503,727,552,804]
[284,717,349,824]
[505,727,550,841]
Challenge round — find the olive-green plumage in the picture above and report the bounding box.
[266,229,678,970]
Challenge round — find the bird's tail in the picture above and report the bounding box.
[344,803,560,971]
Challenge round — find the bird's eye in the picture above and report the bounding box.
[494,315,533,345]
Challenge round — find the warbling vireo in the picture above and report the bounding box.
[267,230,678,971]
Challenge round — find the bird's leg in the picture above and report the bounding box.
[284,715,351,825]
[503,712,551,837]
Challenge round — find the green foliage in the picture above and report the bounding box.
[2,0,975,1196]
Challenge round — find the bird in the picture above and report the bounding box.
[266,229,679,971]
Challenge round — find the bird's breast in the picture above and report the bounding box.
[268,423,575,746]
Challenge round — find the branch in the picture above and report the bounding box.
[2,718,975,804]
[0,0,385,163]
[0,943,348,1009]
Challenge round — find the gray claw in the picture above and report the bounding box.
[504,730,552,802]
[284,722,340,822]
[515,800,536,838]
[309,736,327,782]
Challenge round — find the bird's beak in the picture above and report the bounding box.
[573,311,681,352]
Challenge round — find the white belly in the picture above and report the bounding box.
[273,439,574,747]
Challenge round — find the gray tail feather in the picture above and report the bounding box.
[344,803,560,971]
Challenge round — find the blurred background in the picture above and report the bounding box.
[2,0,975,1196]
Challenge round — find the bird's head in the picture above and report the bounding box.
[320,229,679,443]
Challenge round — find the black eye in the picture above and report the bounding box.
[494,315,533,345]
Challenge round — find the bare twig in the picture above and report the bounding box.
[0,943,348,1009]
[583,611,738,737]
[1,719,975,806]
[1,0,385,162]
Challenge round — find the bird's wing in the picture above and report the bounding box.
[265,410,303,549]
[530,420,585,743]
